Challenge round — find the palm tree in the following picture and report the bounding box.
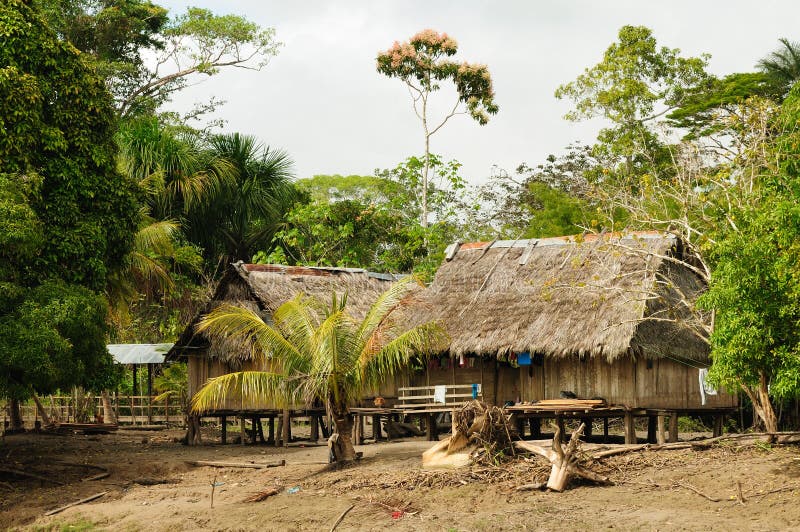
[757,38,800,98]
[190,278,445,462]
[186,133,296,265]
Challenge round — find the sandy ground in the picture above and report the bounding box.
[2,426,800,531]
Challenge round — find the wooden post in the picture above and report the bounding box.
[647,415,657,444]
[713,414,724,438]
[240,416,246,445]
[220,416,227,444]
[274,415,282,447]
[668,413,679,442]
[132,364,138,397]
[147,364,153,424]
[310,415,319,442]
[514,415,526,438]
[530,418,541,439]
[656,414,666,444]
[556,415,565,443]
[580,417,592,437]
[493,359,499,406]
[268,416,275,444]
[426,412,439,441]
[129,394,136,426]
[164,394,170,424]
[624,411,636,444]
[355,414,363,445]
[256,418,265,443]
[250,416,258,444]
[372,414,382,441]
[282,408,290,447]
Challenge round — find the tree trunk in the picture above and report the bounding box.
[101,391,117,425]
[743,374,778,434]
[185,414,202,445]
[8,398,24,431]
[32,394,52,426]
[328,409,356,463]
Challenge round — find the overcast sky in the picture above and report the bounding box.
[158,1,799,184]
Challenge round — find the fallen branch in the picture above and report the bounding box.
[515,482,546,492]
[44,491,107,516]
[0,466,64,485]
[329,503,355,532]
[185,460,286,469]
[243,487,280,502]
[82,471,110,482]
[675,481,720,502]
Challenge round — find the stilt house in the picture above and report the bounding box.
[167,262,399,413]
[403,231,736,411]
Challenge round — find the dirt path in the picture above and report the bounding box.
[2,429,799,531]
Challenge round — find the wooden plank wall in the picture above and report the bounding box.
[519,355,736,409]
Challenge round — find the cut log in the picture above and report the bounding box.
[514,423,611,492]
[185,460,286,469]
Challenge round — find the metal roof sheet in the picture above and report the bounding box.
[107,343,172,365]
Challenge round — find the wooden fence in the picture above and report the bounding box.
[16,395,184,426]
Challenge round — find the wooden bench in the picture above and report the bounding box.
[396,385,482,440]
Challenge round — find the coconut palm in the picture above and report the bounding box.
[185,133,296,265]
[758,38,800,98]
[190,278,445,462]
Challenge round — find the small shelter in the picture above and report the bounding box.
[402,231,735,437]
[108,343,171,398]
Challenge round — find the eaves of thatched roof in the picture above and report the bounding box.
[406,231,709,363]
[167,262,399,363]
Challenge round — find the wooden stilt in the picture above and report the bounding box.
[319,415,330,438]
[274,416,282,447]
[310,415,319,441]
[580,417,593,437]
[240,416,246,445]
[256,417,265,443]
[656,414,666,444]
[530,418,541,438]
[250,416,258,444]
[603,417,609,443]
[282,408,290,447]
[668,413,679,442]
[556,416,565,443]
[355,414,364,444]
[372,414,383,441]
[220,416,227,444]
[713,414,724,438]
[515,415,526,438]
[426,412,439,441]
[268,416,275,444]
[647,415,657,444]
[624,411,636,444]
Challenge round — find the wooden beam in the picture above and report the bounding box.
[220,416,227,444]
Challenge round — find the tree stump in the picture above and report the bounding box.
[514,423,611,492]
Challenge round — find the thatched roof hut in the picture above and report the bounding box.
[409,231,709,363]
[168,262,399,364]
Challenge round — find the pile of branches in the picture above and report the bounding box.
[452,400,517,465]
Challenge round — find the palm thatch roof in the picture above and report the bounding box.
[168,262,400,363]
[405,231,709,362]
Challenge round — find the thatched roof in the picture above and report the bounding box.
[168,262,399,363]
[406,231,709,362]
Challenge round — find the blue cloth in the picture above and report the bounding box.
[472,383,479,399]
[517,352,532,366]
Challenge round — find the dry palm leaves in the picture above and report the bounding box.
[423,401,517,468]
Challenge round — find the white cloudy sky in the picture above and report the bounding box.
[159,0,798,184]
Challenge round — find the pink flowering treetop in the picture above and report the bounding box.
[376,30,498,228]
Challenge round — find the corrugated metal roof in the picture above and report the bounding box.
[107,344,172,365]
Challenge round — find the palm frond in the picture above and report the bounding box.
[197,304,308,374]
[191,371,290,412]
